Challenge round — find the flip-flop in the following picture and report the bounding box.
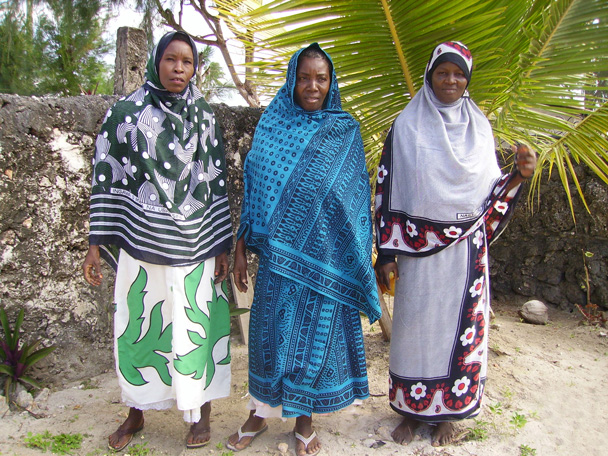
[185,429,211,449]
[108,424,144,452]
[294,430,321,456]
[226,424,268,451]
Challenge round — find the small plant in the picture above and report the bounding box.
[510,411,528,428]
[24,431,53,452]
[520,444,537,455]
[24,431,83,454]
[488,401,503,415]
[79,378,98,390]
[466,419,489,441]
[577,250,607,327]
[216,441,225,450]
[221,451,235,456]
[0,308,56,396]
[128,442,152,456]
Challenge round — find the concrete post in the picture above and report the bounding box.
[113,27,147,96]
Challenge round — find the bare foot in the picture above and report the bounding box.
[108,407,144,451]
[226,410,267,451]
[391,416,419,445]
[294,415,321,456]
[431,421,458,447]
[186,403,211,448]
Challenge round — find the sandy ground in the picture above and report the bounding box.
[1,297,607,456]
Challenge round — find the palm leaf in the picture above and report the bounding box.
[234,0,608,216]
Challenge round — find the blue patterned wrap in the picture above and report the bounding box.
[238,43,380,323]
[237,43,381,416]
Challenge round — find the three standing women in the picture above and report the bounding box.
[375,41,536,446]
[228,43,381,455]
[83,31,232,451]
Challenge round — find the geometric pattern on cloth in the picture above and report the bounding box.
[238,44,380,322]
[248,255,370,418]
[236,43,381,418]
[113,250,230,423]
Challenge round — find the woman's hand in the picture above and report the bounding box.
[232,238,249,293]
[376,261,399,293]
[514,144,537,179]
[506,144,537,192]
[83,245,103,286]
[214,251,229,284]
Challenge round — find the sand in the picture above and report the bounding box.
[1,297,607,456]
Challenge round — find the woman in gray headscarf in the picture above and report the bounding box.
[375,41,536,447]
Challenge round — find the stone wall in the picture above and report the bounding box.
[0,94,606,385]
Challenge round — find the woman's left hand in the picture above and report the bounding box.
[514,144,537,179]
[214,251,229,283]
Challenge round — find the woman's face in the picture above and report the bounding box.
[294,56,331,111]
[431,61,468,104]
[159,39,195,93]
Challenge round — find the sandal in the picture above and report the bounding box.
[108,424,144,452]
[186,429,210,449]
[226,424,268,451]
[295,430,321,456]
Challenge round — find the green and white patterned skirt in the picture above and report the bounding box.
[113,250,231,423]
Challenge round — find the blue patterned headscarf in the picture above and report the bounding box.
[238,43,380,322]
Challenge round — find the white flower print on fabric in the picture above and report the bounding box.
[410,382,427,400]
[494,200,508,214]
[473,230,484,248]
[377,165,388,183]
[469,277,484,297]
[444,226,462,238]
[406,220,418,237]
[452,376,471,397]
[460,327,476,346]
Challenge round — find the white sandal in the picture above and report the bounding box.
[295,430,321,456]
[226,424,268,451]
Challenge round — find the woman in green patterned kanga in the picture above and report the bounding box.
[83,31,232,452]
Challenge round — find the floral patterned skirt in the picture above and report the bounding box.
[388,230,490,422]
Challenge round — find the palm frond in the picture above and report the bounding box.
[234,0,608,216]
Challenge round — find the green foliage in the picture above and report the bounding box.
[466,419,489,441]
[0,10,41,94]
[520,444,537,456]
[24,431,83,454]
[0,0,113,96]
[488,401,504,415]
[230,0,608,216]
[36,0,112,95]
[197,45,237,102]
[0,308,56,397]
[510,411,528,428]
[128,442,152,456]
